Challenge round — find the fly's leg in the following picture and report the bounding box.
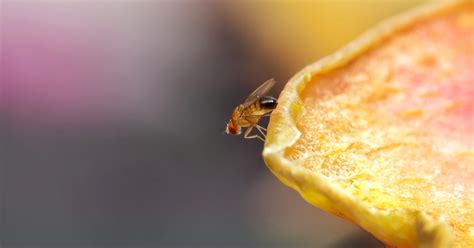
[254,124,267,138]
[241,111,272,119]
[243,126,265,142]
[256,125,267,132]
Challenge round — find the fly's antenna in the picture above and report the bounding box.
[222,122,228,134]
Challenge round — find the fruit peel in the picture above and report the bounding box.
[263,1,473,247]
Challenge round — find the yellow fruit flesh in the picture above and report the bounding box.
[264,1,473,247]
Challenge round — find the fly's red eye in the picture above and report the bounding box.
[228,125,237,135]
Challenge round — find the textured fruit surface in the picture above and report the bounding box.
[263,1,473,247]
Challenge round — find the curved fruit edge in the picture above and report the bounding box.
[263,0,468,247]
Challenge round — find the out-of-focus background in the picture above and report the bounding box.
[1,1,424,247]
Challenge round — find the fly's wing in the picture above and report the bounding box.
[242,78,276,108]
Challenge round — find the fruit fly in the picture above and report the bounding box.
[225,78,278,142]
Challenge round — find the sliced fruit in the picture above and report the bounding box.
[263,1,473,247]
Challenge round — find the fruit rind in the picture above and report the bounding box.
[263,1,469,247]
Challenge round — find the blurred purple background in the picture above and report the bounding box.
[1,1,422,247]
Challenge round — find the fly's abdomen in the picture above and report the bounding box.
[259,96,278,109]
[241,96,277,121]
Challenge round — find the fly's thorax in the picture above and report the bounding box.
[232,105,244,119]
